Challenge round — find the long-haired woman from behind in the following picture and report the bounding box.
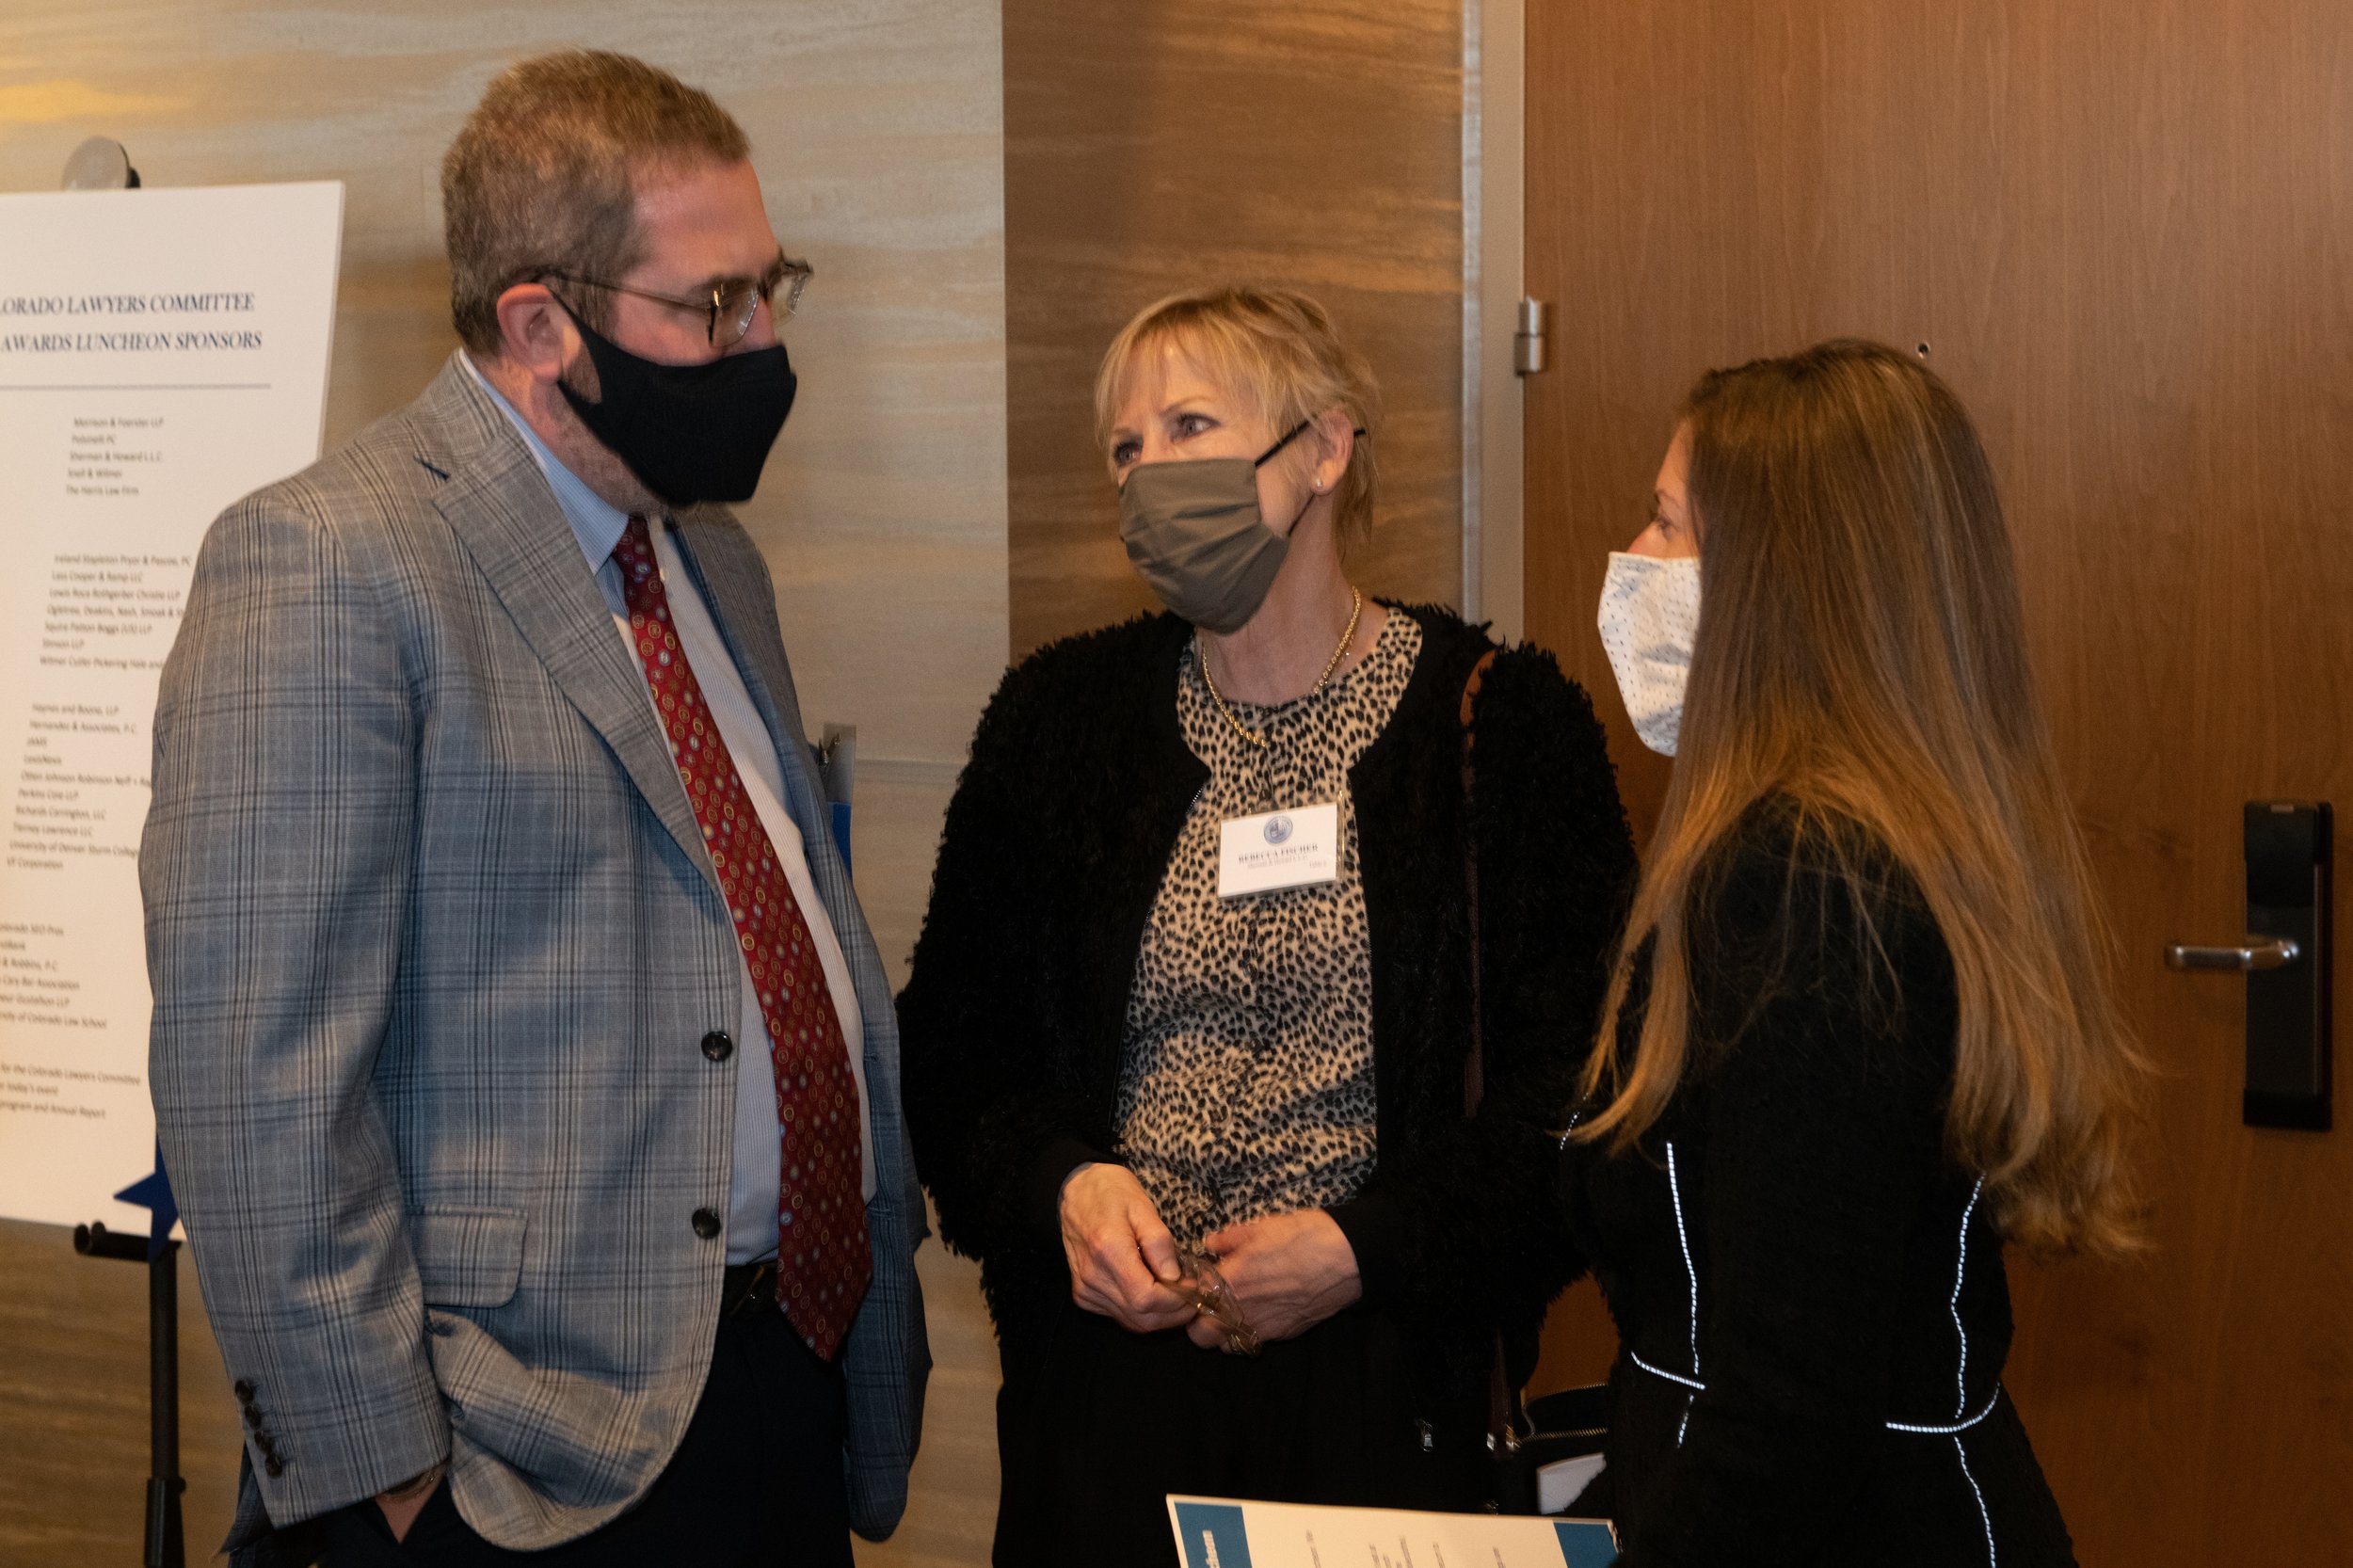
[1562,340,2146,1566]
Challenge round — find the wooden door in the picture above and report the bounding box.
[1521,3,2353,1560]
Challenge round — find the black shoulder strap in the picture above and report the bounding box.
[1461,648,1498,1117]
[1457,646,1527,1474]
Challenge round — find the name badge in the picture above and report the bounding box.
[1218,802,1340,898]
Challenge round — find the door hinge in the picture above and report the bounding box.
[1513,298,1548,376]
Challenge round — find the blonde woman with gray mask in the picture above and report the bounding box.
[900,285,1636,1564]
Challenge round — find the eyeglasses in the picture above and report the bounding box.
[539,251,812,348]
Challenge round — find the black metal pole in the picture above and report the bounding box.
[77,1223,184,1567]
[143,1240,184,1568]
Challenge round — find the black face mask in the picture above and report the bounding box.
[555,303,797,506]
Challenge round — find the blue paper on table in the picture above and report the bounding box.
[1172,1501,1253,1568]
[1169,1496,1617,1567]
[1555,1518,1621,1567]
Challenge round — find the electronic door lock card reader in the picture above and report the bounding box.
[1169,1495,1620,1567]
[1218,803,1339,898]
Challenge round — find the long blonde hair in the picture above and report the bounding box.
[1578,340,2146,1256]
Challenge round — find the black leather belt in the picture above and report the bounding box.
[720,1258,778,1320]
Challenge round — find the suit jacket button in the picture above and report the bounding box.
[242,1406,264,1429]
[691,1208,722,1240]
[700,1031,734,1062]
[233,1380,255,1401]
[264,1457,284,1479]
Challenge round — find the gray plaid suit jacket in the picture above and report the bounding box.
[142,357,928,1558]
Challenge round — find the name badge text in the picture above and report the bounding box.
[1217,803,1340,898]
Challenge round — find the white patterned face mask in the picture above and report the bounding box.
[1597,552,1701,756]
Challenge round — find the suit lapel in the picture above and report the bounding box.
[670,519,813,813]
[420,368,715,884]
[668,518,805,753]
[668,520,875,968]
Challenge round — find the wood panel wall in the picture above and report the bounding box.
[6,3,1486,1558]
[0,6,1005,1563]
[1522,2,2353,1560]
[1002,0,1466,659]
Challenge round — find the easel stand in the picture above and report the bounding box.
[75,1221,185,1568]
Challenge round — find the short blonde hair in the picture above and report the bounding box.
[1095,286,1384,555]
[441,51,750,355]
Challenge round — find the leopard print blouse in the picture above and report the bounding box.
[1114,609,1424,1248]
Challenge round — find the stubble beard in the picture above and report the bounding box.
[550,351,665,517]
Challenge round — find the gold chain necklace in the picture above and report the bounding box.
[1197,587,1365,750]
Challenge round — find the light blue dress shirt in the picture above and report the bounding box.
[461,354,872,1265]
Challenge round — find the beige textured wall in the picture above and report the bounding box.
[1003,0,1467,659]
[3,3,1481,1559]
[0,6,1003,1564]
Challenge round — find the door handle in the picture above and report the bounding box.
[2166,936,2302,972]
[2168,802,2332,1130]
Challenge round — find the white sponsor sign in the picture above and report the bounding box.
[0,181,343,1227]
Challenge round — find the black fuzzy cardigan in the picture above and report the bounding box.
[899,603,1637,1393]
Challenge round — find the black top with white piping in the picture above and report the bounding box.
[1561,796,2078,1568]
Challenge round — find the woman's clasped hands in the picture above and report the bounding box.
[1057,1163,1363,1351]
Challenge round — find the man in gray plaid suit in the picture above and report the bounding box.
[144,52,927,1566]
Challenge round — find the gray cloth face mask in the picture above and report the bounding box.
[1117,420,1315,634]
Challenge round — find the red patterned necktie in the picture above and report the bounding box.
[614,516,870,1359]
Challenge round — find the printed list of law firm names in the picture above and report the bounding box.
[11,553,185,873]
[65,413,166,499]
